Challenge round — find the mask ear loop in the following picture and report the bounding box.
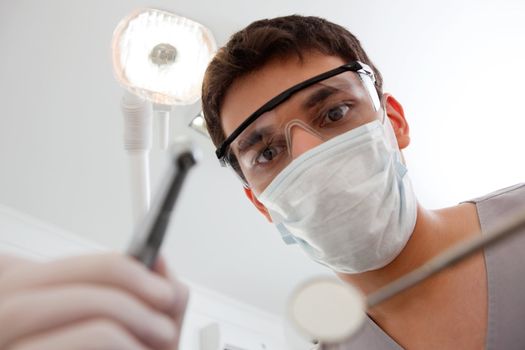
[284,119,326,156]
[377,100,408,167]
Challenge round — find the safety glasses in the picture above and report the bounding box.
[192,61,381,191]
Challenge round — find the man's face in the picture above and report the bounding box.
[219,51,410,219]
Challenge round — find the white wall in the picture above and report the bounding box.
[0,203,288,349]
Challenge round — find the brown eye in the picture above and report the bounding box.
[324,105,349,123]
[256,145,283,164]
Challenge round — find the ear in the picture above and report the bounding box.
[243,187,273,222]
[383,93,410,149]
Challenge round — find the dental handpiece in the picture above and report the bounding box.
[127,139,198,268]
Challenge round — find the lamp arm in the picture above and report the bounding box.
[121,91,152,224]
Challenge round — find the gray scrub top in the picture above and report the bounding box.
[322,183,525,350]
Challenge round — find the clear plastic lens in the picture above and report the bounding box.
[112,8,217,105]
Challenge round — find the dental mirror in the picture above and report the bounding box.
[288,277,366,345]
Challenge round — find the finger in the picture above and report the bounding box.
[152,257,190,340]
[152,256,168,277]
[6,319,150,350]
[0,254,34,275]
[165,279,189,350]
[170,279,190,338]
[0,285,177,349]
[0,253,176,312]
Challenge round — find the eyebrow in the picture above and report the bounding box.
[236,125,275,153]
[302,85,340,110]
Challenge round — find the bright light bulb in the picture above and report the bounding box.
[112,8,217,105]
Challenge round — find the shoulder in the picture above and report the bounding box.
[463,183,525,227]
[476,183,525,348]
[321,316,404,350]
[466,183,525,205]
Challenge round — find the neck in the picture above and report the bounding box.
[337,202,478,314]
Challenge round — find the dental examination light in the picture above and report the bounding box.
[289,205,525,346]
[112,8,216,222]
[113,8,216,149]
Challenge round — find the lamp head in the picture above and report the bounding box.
[112,8,217,105]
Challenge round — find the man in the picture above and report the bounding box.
[0,253,188,350]
[201,15,525,349]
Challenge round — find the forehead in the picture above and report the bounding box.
[220,53,352,137]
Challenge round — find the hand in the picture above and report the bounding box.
[0,253,189,350]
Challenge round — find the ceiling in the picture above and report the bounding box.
[0,0,524,315]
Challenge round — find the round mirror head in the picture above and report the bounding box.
[288,277,366,344]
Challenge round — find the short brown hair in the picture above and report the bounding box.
[201,15,383,148]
